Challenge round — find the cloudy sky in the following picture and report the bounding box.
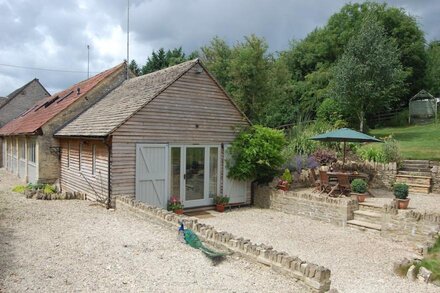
[0,0,439,96]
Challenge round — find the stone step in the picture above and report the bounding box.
[399,167,431,173]
[358,202,384,212]
[403,160,430,164]
[353,210,382,224]
[395,176,431,186]
[347,219,382,231]
[398,170,432,177]
[408,185,431,194]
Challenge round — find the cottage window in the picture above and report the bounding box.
[92,145,96,175]
[28,139,36,163]
[209,147,219,198]
[19,140,26,159]
[79,142,82,171]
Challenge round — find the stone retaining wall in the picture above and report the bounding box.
[430,161,440,193]
[254,186,358,226]
[115,196,332,292]
[382,203,440,245]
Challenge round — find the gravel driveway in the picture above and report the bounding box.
[0,170,301,292]
[202,208,439,293]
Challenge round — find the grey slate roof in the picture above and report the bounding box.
[55,59,199,137]
[0,97,7,107]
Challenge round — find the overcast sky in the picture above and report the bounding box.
[0,0,439,96]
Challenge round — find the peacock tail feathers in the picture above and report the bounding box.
[181,227,226,259]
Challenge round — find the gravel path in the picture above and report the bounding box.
[0,170,302,292]
[202,208,440,293]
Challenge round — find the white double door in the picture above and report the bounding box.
[170,145,220,208]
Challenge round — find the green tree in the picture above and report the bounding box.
[141,47,189,74]
[201,37,233,89]
[426,41,440,96]
[129,59,141,76]
[227,125,286,183]
[332,16,406,132]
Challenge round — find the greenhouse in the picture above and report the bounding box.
[408,89,438,124]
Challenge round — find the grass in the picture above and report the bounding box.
[415,237,440,283]
[370,123,440,160]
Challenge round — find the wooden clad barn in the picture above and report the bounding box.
[0,63,129,183]
[55,59,251,209]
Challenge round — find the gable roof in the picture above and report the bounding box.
[55,59,250,138]
[0,63,125,136]
[0,79,50,111]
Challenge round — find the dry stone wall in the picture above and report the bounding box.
[115,195,332,293]
[254,186,358,226]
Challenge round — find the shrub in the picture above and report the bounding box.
[167,196,184,211]
[227,125,286,183]
[393,183,409,199]
[312,149,337,166]
[43,184,57,195]
[213,195,230,205]
[356,145,385,163]
[382,136,401,163]
[351,179,368,193]
[27,183,45,191]
[281,169,293,184]
[317,98,347,127]
[12,185,27,193]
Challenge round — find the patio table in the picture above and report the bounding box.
[327,171,369,181]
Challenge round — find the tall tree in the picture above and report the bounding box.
[332,16,406,132]
[141,47,188,74]
[201,37,233,89]
[129,59,141,76]
[426,41,440,97]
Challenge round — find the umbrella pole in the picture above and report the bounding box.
[343,141,346,169]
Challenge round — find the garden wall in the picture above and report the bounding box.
[381,203,440,245]
[430,161,440,193]
[115,195,332,293]
[254,186,358,226]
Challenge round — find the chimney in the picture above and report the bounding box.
[77,87,81,95]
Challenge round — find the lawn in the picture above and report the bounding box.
[369,123,440,160]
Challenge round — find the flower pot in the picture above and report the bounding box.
[397,198,410,209]
[216,204,225,213]
[351,192,366,202]
[174,209,184,215]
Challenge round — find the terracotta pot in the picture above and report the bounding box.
[397,198,410,209]
[174,209,184,215]
[351,192,366,202]
[216,204,225,213]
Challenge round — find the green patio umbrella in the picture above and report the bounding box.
[310,128,382,166]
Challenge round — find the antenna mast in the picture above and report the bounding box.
[126,0,130,80]
[87,44,90,79]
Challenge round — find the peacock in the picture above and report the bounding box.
[178,222,226,259]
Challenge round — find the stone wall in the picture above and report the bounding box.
[381,203,440,244]
[254,186,358,226]
[115,195,332,292]
[430,161,440,193]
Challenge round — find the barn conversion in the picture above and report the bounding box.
[0,63,128,183]
[55,59,251,209]
[0,79,50,167]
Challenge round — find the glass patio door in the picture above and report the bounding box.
[170,145,220,208]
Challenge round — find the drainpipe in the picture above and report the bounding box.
[104,137,111,209]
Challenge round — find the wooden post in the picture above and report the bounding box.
[343,141,346,169]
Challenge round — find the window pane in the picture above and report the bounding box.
[171,147,181,197]
[209,147,218,198]
[185,147,204,200]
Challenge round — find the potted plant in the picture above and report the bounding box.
[394,183,409,209]
[277,169,292,191]
[351,178,368,202]
[167,196,184,214]
[213,195,230,212]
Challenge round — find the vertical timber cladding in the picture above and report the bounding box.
[111,64,250,199]
[60,139,109,201]
[135,144,168,209]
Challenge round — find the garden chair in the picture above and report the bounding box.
[309,169,320,192]
[336,173,351,196]
[319,170,339,196]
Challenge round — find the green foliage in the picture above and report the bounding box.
[332,16,406,132]
[426,41,440,97]
[227,125,286,183]
[213,195,230,205]
[316,98,347,127]
[393,183,409,199]
[415,237,440,282]
[141,47,192,75]
[12,185,27,193]
[281,169,293,184]
[43,184,57,195]
[27,183,44,191]
[351,179,368,193]
[129,60,141,76]
[283,120,335,157]
[382,136,401,163]
[356,145,385,163]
